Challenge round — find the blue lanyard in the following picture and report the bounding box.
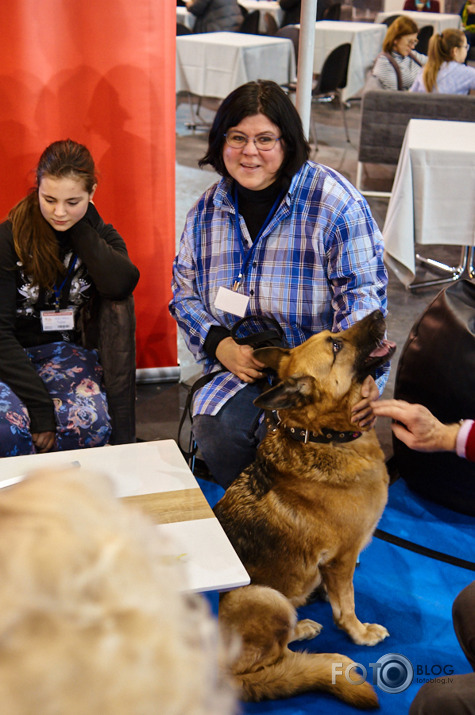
[53,254,77,311]
[232,184,284,290]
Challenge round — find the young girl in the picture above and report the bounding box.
[411,28,475,93]
[0,139,139,456]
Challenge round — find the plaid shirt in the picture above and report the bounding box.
[170,161,389,416]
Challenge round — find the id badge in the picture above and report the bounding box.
[214,286,249,317]
[40,309,75,332]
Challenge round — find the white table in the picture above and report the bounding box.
[383,119,475,287]
[375,10,461,32]
[239,0,284,32]
[176,6,195,30]
[176,31,296,99]
[296,21,387,101]
[0,440,250,595]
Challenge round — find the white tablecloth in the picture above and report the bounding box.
[176,32,296,99]
[383,119,475,287]
[176,7,195,30]
[375,10,461,32]
[239,0,284,32]
[296,21,387,101]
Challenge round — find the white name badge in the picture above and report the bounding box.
[214,286,249,317]
[40,309,75,332]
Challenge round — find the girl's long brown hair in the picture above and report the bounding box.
[9,139,97,289]
[422,29,466,93]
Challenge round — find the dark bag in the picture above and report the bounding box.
[393,279,475,515]
[177,316,286,464]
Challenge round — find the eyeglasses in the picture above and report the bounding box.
[224,131,282,151]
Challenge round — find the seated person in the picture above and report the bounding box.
[403,0,440,11]
[0,139,139,457]
[460,1,475,50]
[372,16,428,90]
[279,0,332,25]
[411,29,475,93]
[0,467,235,714]
[170,79,390,489]
[186,0,242,33]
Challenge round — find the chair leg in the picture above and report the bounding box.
[338,90,350,143]
[409,246,471,290]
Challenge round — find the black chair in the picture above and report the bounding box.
[414,24,434,55]
[322,2,341,20]
[383,14,401,26]
[177,22,193,35]
[275,25,300,68]
[311,43,351,147]
[238,9,260,34]
[264,11,279,35]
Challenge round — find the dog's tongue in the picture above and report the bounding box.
[369,339,396,358]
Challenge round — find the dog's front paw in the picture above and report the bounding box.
[293,618,323,641]
[355,622,389,646]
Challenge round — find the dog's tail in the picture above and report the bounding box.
[238,650,379,709]
[220,585,378,708]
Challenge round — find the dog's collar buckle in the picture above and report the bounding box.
[268,411,362,445]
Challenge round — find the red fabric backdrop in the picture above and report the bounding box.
[0,0,177,370]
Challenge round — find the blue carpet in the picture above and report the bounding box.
[197,477,475,714]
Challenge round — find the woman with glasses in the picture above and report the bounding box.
[410,28,475,93]
[371,16,428,90]
[170,80,389,488]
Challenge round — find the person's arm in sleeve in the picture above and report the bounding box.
[68,202,139,299]
[186,0,212,16]
[0,226,56,437]
[324,192,389,425]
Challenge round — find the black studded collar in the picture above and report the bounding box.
[267,410,362,445]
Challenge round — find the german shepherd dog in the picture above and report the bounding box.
[214,310,396,708]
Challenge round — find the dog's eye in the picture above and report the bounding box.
[332,341,343,354]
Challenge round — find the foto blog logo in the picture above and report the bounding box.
[332,653,414,694]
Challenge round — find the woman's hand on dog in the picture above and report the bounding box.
[351,376,379,429]
[370,399,460,453]
[216,337,266,383]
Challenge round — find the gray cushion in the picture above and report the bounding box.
[358,90,475,165]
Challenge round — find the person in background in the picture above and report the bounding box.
[372,16,428,89]
[0,139,139,457]
[170,79,389,489]
[186,0,242,33]
[403,0,440,11]
[0,467,236,715]
[411,28,475,93]
[371,397,475,714]
[460,1,475,50]
[279,0,333,25]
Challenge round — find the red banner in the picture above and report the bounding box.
[0,1,176,370]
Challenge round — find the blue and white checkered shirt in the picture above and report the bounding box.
[170,161,389,416]
[410,61,475,94]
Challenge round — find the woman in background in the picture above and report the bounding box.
[372,16,428,89]
[403,0,440,12]
[0,139,139,456]
[186,0,242,33]
[411,28,475,93]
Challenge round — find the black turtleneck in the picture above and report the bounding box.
[235,179,284,242]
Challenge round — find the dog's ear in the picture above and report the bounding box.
[254,376,315,410]
[253,346,291,372]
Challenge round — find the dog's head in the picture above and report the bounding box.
[253,311,395,427]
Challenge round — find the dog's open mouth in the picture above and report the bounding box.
[364,338,397,369]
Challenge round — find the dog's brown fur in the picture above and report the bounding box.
[214,311,396,708]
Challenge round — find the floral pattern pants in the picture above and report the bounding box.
[0,341,111,457]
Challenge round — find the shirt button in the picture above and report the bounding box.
[253,262,257,268]
[250,290,254,296]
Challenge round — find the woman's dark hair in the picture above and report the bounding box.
[199,80,310,182]
[9,139,97,289]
